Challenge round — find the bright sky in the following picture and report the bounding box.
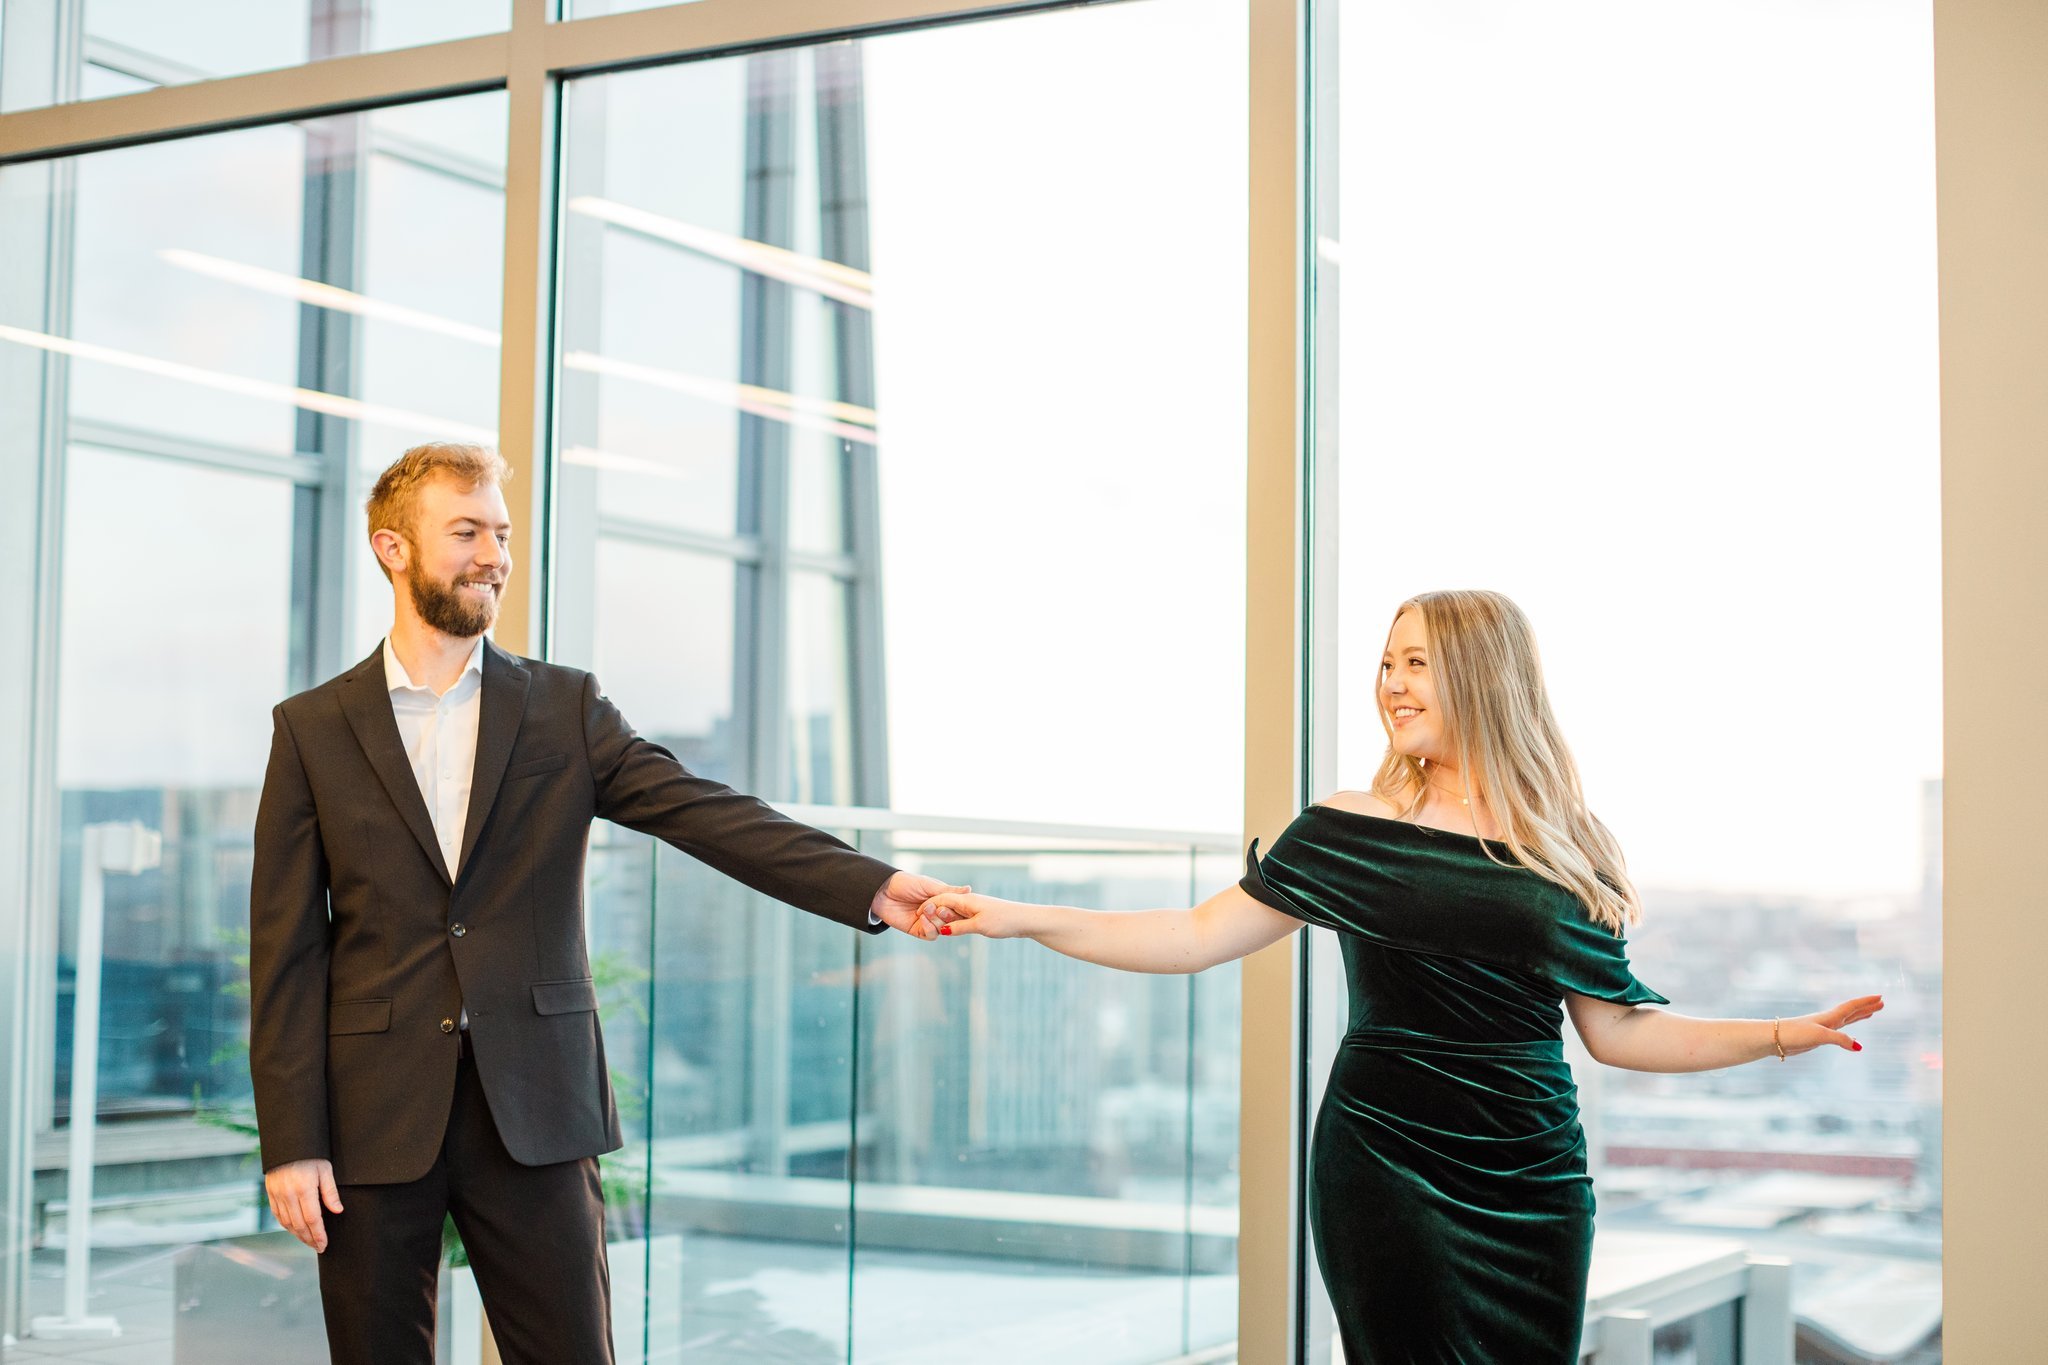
[1331,0,1941,897]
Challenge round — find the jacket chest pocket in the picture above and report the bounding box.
[505,753,567,782]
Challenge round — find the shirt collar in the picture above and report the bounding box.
[383,635,485,697]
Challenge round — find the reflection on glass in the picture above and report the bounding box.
[1,0,511,113]
[4,97,507,662]
[571,229,746,539]
[1320,1,1942,1358]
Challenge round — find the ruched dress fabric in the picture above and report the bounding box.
[1240,806,1667,1364]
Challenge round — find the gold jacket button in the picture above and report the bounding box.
[440,1018,456,1033]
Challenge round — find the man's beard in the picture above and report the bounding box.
[409,565,499,637]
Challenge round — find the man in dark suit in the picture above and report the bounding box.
[249,442,956,1364]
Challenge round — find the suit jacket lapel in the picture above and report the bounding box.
[457,640,531,881]
[337,646,452,886]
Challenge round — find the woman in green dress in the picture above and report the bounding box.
[919,589,1882,1364]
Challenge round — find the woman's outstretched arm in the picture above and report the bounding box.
[1565,992,1885,1073]
[919,885,1305,974]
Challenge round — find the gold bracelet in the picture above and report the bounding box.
[1772,1017,1786,1061]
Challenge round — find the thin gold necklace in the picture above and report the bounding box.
[1425,777,1470,806]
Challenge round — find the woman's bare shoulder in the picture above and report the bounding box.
[1314,789,1402,819]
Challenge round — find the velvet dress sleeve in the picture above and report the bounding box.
[1544,911,1669,1006]
[1237,808,1444,954]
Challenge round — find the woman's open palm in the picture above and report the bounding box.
[1780,994,1886,1056]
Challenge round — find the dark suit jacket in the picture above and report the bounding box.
[248,640,895,1185]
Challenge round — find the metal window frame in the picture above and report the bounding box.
[0,0,1316,1358]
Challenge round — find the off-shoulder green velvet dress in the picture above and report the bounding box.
[1240,806,1667,1364]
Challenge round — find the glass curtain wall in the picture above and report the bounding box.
[553,3,1249,1359]
[1308,1,1941,1360]
[0,84,507,1360]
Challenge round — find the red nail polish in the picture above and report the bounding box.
[1852,1041,1863,1051]
[939,926,952,936]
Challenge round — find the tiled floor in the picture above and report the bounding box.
[9,1245,180,1364]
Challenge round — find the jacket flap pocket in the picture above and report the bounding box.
[505,753,568,782]
[328,998,393,1035]
[532,977,599,1016]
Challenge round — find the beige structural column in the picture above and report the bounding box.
[493,0,558,660]
[1936,0,2048,1356]
[1240,0,1308,1360]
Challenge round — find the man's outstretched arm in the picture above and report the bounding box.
[582,673,952,937]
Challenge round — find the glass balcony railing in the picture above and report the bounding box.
[579,806,1244,1365]
[29,804,1810,1364]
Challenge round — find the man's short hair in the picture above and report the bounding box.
[365,443,513,581]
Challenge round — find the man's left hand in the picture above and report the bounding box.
[871,871,970,940]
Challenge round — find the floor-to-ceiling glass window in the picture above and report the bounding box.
[1309,1,1941,1359]
[551,2,1248,1360]
[1,84,505,1359]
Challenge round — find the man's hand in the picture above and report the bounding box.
[871,871,970,940]
[265,1158,343,1253]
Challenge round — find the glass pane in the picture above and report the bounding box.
[556,1,1248,1359]
[0,89,505,1357]
[855,839,1242,1365]
[1318,0,1940,1359]
[591,539,742,786]
[2,0,510,113]
[630,834,860,1364]
[785,572,854,807]
[789,430,850,557]
[576,228,748,540]
[66,125,308,454]
[53,447,291,1122]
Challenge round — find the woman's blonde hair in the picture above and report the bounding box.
[1370,590,1641,933]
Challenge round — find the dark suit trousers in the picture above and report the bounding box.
[316,1040,615,1365]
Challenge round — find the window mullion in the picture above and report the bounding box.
[496,0,560,660]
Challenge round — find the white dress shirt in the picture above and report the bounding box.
[383,635,485,881]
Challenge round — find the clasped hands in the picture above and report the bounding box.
[870,872,1010,941]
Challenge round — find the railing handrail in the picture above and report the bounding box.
[144,800,1241,855]
[770,802,1240,853]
